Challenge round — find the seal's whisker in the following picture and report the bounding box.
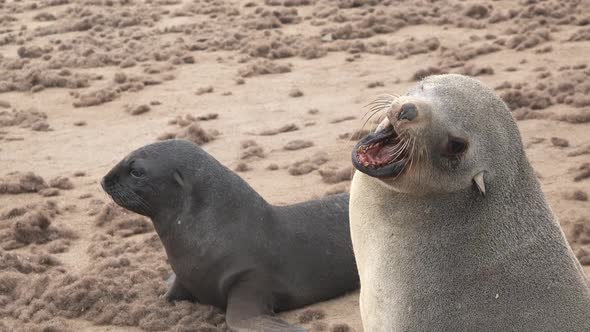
[132,191,151,213]
[115,182,151,214]
[408,137,417,173]
[110,184,127,201]
[386,136,406,155]
[366,97,393,105]
[365,95,395,106]
[363,94,397,119]
[357,105,391,142]
[366,99,392,106]
[363,102,392,120]
[399,138,411,159]
[385,135,410,159]
[362,107,388,131]
[384,140,407,159]
[367,93,398,103]
[116,185,137,209]
[417,140,430,186]
[367,103,390,112]
[101,185,116,204]
[366,101,390,109]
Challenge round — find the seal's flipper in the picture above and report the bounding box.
[473,171,486,196]
[226,281,307,332]
[163,273,196,302]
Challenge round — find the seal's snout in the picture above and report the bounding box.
[352,124,410,178]
[398,103,418,121]
[101,173,118,193]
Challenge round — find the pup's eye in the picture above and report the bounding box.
[130,169,145,178]
[444,136,468,157]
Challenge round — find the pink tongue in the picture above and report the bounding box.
[373,144,401,163]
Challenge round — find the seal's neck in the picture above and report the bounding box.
[358,154,553,245]
[150,164,271,242]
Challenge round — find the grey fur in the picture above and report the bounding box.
[102,140,358,332]
[350,74,590,331]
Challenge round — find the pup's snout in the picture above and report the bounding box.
[101,174,117,192]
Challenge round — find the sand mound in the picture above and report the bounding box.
[284,140,313,151]
[94,203,154,238]
[0,108,50,131]
[49,176,74,190]
[0,196,227,330]
[0,172,47,195]
[195,86,214,95]
[500,68,590,114]
[298,309,326,324]
[234,162,252,172]
[563,190,588,202]
[567,145,590,157]
[553,109,590,124]
[257,123,299,136]
[177,124,216,145]
[330,116,356,124]
[0,248,62,274]
[0,69,91,94]
[159,115,218,145]
[197,113,219,121]
[1,234,227,330]
[288,152,330,176]
[551,137,569,148]
[569,28,590,42]
[0,201,77,251]
[288,161,317,176]
[318,166,352,184]
[240,140,266,160]
[73,88,119,108]
[571,218,590,245]
[108,216,153,238]
[125,104,151,116]
[573,163,590,182]
[238,59,292,77]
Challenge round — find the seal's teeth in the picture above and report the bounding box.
[357,146,363,153]
[363,162,369,167]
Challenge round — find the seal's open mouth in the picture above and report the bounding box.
[352,124,409,178]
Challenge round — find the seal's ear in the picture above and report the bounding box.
[473,171,486,196]
[173,170,185,187]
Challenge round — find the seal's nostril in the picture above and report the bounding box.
[398,103,418,121]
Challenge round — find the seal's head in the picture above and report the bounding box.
[101,139,209,217]
[353,74,523,195]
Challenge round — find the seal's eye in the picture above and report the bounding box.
[130,169,145,178]
[443,136,468,158]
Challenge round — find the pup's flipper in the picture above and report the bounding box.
[226,281,307,332]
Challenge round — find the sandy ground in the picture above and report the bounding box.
[1,0,589,331]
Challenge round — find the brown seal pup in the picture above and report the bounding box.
[102,139,358,332]
[350,74,590,331]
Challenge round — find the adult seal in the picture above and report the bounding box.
[349,74,590,331]
[102,139,358,332]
